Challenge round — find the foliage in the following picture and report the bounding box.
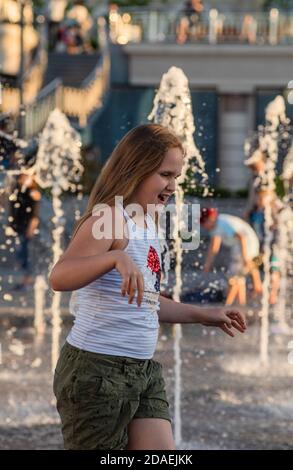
[262,0,292,10]
[275,175,285,198]
[113,0,152,6]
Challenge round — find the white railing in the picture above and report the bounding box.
[1,16,110,137]
[109,8,293,46]
[24,78,62,139]
[1,20,47,114]
[61,16,110,127]
[1,51,47,114]
[62,51,110,127]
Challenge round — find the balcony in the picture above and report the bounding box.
[110,8,293,93]
[109,7,293,46]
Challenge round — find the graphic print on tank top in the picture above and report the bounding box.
[141,245,161,313]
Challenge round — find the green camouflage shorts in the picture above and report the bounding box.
[53,341,171,450]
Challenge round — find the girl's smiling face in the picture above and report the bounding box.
[130,147,184,211]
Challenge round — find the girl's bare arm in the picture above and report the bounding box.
[49,211,145,305]
[158,295,247,337]
[49,215,116,291]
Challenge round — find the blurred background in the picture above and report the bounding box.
[1,0,293,191]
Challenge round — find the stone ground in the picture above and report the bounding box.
[0,197,292,449]
[0,318,292,450]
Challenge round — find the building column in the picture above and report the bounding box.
[218,94,254,191]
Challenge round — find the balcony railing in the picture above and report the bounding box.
[0,16,110,138]
[109,7,293,46]
[24,78,62,139]
[0,18,47,114]
[62,50,110,127]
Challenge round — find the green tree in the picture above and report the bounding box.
[114,0,152,6]
[262,0,292,10]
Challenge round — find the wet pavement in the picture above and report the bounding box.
[0,197,292,449]
[0,317,292,450]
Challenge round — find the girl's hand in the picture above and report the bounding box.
[114,250,144,307]
[200,307,247,337]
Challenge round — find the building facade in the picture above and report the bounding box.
[103,5,293,190]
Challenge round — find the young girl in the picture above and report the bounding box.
[50,124,246,450]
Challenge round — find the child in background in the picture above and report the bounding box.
[9,171,41,289]
[200,208,262,306]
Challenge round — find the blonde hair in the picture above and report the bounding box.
[73,123,183,237]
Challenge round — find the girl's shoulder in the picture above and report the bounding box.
[76,206,130,253]
[60,208,118,262]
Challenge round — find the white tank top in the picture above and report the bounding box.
[67,204,162,359]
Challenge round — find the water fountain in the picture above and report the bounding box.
[272,131,293,330]
[0,109,83,371]
[272,203,293,333]
[148,66,208,447]
[34,109,83,371]
[282,140,293,199]
[245,95,292,365]
[0,129,38,302]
